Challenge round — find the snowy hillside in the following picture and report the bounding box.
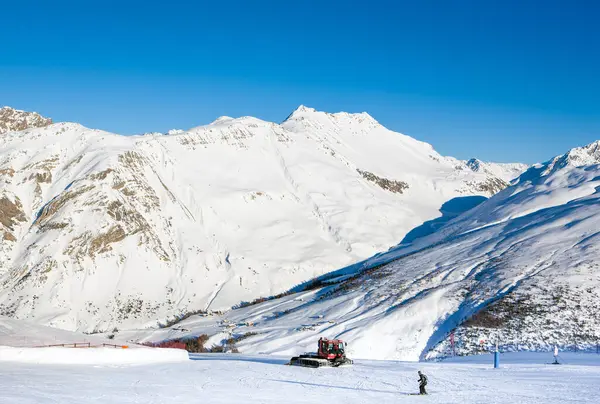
[126,140,600,361]
[0,315,127,347]
[464,158,529,182]
[0,105,524,333]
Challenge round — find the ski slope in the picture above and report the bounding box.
[0,316,187,364]
[0,315,120,347]
[1,352,598,403]
[0,346,188,365]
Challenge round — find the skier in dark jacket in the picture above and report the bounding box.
[417,371,428,395]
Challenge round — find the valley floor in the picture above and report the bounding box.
[1,352,599,403]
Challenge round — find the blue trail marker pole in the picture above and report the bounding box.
[494,342,500,368]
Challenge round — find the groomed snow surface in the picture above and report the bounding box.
[0,346,188,365]
[0,316,188,365]
[0,316,128,348]
[1,352,598,403]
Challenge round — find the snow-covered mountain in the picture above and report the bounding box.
[0,106,52,134]
[465,158,529,182]
[0,105,524,333]
[128,140,600,361]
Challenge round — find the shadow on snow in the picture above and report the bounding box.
[189,354,288,366]
[267,379,411,395]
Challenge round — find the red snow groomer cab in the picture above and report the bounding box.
[289,337,353,368]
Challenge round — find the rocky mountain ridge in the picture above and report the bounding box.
[0,106,52,134]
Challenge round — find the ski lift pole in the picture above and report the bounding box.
[494,342,500,369]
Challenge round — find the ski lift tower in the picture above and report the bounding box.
[494,341,500,368]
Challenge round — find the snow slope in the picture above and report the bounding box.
[0,315,133,347]
[0,346,188,365]
[125,140,600,361]
[464,158,529,182]
[0,106,523,333]
[0,315,187,364]
[1,352,598,403]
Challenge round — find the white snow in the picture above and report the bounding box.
[0,345,188,365]
[464,157,529,182]
[0,352,598,403]
[0,315,126,347]
[0,316,187,365]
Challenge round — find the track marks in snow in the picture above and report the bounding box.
[6,353,599,404]
[267,130,353,254]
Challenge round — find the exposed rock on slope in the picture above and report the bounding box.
[0,107,52,134]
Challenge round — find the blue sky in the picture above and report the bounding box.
[1,0,598,164]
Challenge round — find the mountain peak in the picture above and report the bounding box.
[466,158,483,171]
[577,139,600,154]
[282,105,318,122]
[564,140,600,164]
[464,158,529,183]
[542,139,600,174]
[293,104,316,114]
[0,106,53,134]
[282,105,379,129]
[210,116,235,125]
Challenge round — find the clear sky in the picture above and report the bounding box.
[1,0,598,164]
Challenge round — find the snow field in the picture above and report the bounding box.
[0,316,131,348]
[0,352,598,403]
[0,346,189,365]
[0,317,188,365]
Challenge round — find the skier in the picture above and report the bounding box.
[417,370,428,395]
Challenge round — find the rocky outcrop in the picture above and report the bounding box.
[357,169,409,194]
[0,196,26,241]
[0,107,52,134]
